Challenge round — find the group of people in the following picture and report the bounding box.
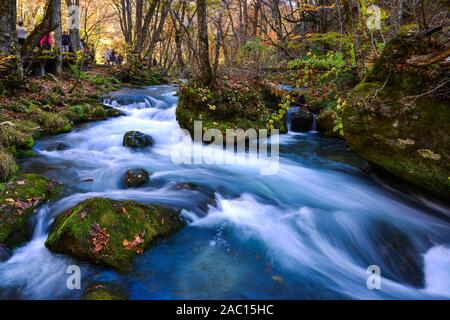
[104,48,123,66]
[15,22,86,54]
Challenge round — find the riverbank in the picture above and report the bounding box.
[0,65,164,252]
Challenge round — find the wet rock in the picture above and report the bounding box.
[373,221,424,288]
[44,141,73,151]
[123,131,154,148]
[0,174,62,249]
[105,108,125,118]
[45,198,184,271]
[343,32,450,199]
[0,244,12,262]
[290,108,314,132]
[173,182,217,211]
[317,109,341,138]
[82,283,128,300]
[123,169,150,188]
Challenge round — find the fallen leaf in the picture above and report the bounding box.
[91,223,110,253]
[123,232,145,254]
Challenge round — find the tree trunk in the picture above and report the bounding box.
[0,0,23,79]
[54,0,63,76]
[342,0,364,79]
[66,0,81,52]
[196,0,213,86]
[0,0,18,55]
[390,0,404,36]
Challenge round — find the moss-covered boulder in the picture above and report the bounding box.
[105,107,125,118]
[176,80,286,139]
[45,198,184,271]
[317,108,341,138]
[344,31,450,199]
[0,174,61,248]
[82,283,128,300]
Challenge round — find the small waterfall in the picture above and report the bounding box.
[310,114,318,132]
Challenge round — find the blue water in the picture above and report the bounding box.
[1,85,449,300]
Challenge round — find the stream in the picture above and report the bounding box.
[1,84,449,299]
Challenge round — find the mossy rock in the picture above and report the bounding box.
[88,105,107,121]
[0,124,35,150]
[0,174,62,248]
[317,108,340,138]
[82,283,128,300]
[344,83,450,199]
[0,150,18,182]
[176,81,285,140]
[45,198,184,272]
[344,31,450,199]
[33,110,72,134]
[123,131,154,148]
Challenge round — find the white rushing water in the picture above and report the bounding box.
[1,84,449,300]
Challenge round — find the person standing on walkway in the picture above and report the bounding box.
[16,22,27,46]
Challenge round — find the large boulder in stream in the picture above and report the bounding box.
[45,198,184,272]
[123,169,150,188]
[0,174,61,249]
[343,30,450,199]
[123,131,154,148]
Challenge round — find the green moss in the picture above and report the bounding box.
[45,198,184,272]
[82,283,128,300]
[33,110,72,134]
[0,150,18,182]
[0,125,35,150]
[66,104,107,123]
[0,174,61,248]
[88,105,107,120]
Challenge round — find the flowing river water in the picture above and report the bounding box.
[1,84,449,299]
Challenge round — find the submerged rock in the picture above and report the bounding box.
[45,197,184,271]
[105,108,125,118]
[123,169,150,188]
[173,182,217,211]
[0,244,11,262]
[0,174,61,249]
[373,221,424,287]
[44,141,73,151]
[290,108,314,132]
[123,131,154,148]
[82,283,128,300]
